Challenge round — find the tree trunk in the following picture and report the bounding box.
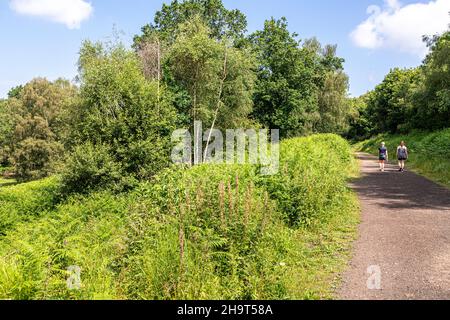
[204,46,228,162]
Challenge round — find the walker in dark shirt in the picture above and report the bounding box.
[379,147,388,161]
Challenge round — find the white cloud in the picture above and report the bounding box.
[350,0,450,57]
[10,0,93,29]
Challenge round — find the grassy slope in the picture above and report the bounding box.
[0,177,16,188]
[355,129,450,188]
[0,134,360,300]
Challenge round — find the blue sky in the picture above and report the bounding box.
[1,0,449,98]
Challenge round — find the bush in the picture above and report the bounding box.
[263,134,354,226]
[60,143,129,195]
[0,192,130,300]
[122,164,292,300]
[68,41,177,192]
[13,139,63,182]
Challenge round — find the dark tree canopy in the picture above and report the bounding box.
[250,18,348,138]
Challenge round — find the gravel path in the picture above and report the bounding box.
[338,153,450,300]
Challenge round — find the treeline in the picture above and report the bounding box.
[348,31,450,140]
[0,0,351,188]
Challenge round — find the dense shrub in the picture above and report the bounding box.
[263,134,354,226]
[60,143,128,195]
[13,138,63,182]
[0,165,292,300]
[68,41,177,191]
[0,192,130,299]
[2,79,77,181]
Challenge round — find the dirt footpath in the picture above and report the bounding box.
[338,153,450,300]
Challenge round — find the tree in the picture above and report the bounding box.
[64,40,178,193]
[166,17,256,130]
[412,31,450,130]
[303,40,350,134]
[0,99,14,165]
[316,70,350,134]
[346,95,374,141]
[7,85,23,99]
[133,0,247,47]
[3,78,77,181]
[366,68,421,134]
[250,18,321,138]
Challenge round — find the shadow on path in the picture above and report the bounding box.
[339,153,450,300]
[350,153,450,211]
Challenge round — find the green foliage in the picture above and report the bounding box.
[250,18,349,138]
[60,143,127,195]
[0,100,14,165]
[346,95,375,141]
[66,41,177,191]
[358,128,450,187]
[7,86,23,99]
[412,32,450,130]
[1,78,77,181]
[316,70,350,134]
[166,17,256,129]
[355,31,450,138]
[0,177,59,236]
[123,164,291,300]
[0,192,130,300]
[366,68,421,134]
[13,138,63,182]
[0,134,358,300]
[133,0,247,46]
[263,135,354,227]
[250,18,318,138]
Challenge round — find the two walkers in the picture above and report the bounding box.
[378,141,409,172]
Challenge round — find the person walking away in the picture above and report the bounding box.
[397,141,409,172]
[378,142,388,172]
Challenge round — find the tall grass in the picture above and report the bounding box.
[0,177,60,236]
[0,134,359,300]
[357,129,450,187]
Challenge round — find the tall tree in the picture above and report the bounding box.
[303,39,350,134]
[250,18,321,138]
[133,0,247,47]
[166,17,255,130]
[412,31,450,130]
[67,40,178,189]
[3,78,77,180]
[366,68,421,134]
[346,95,374,140]
[0,99,14,165]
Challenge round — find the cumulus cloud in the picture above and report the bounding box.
[350,0,450,56]
[10,0,93,29]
